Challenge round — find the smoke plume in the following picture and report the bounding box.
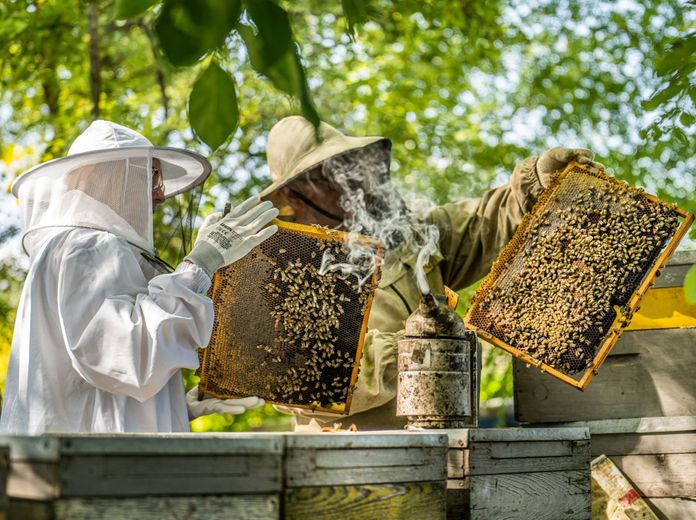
[320,142,440,295]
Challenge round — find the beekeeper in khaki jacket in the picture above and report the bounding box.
[261,115,597,431]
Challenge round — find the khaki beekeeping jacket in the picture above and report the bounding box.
[295,156,544,431]
[263,117,546,431]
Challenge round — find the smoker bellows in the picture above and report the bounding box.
[397,294,480,429]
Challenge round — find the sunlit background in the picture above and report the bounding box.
[1,0,693,430]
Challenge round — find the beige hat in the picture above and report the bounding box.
[259,116,389,200]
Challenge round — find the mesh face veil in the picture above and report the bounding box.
[17,148,155,256]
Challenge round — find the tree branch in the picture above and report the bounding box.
[139,21,170,121]
[88,3,102,119]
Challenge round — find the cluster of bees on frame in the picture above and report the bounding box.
[475,177,680,374]
[257,238,370,408]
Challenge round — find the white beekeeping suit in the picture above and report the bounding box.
[1,120,275,434]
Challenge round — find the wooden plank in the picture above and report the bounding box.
[284,432,448,449]
[467,440,590,476]
[469,470,591,520]
[652,264,690,288]
[651,249,696,289]
[286,446,447,486]
[544,416,696,435]
[46,495,279,520]
[646,497,696,520]
[591,432,696,456]
[469,427,590,443]
[514,329,696,423]
[610,453,696,498]
[59,454,281,497]
[487,440,573,458]
[2,437,61,463]
[446,487,468,520]
[447,450,469,479]
[285,482,446,520]
[663,249,696,267]
[441,428,472,449]
[54,434,284,455]
[8,500,53,520]
[591,455,659,520]
[0,446,8,515]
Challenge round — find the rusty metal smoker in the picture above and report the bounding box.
[397,294,480,429]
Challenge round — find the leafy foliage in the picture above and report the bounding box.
[189,61,240,149]
[1,0,694,430]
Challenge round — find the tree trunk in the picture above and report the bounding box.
[88,3,102,119]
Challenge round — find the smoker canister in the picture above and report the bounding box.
[397,294,480,429]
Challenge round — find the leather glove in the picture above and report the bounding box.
[536,147,604,187]
[186,386,265,418]
[185,196,279,278]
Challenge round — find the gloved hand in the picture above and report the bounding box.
[536,147,604,186]
[184,196,279,277]
[186,386,265,418]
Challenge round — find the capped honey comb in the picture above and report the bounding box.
[197,220,383,413]
[465,161,693,390]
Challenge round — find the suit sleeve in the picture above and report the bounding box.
[56,235,214,402]
[431,156,545,291]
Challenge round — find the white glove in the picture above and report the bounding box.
[536,147,604,186]
[184,196,279,277]
[186,386,265,418]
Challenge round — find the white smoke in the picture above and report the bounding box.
[320,142,440,295]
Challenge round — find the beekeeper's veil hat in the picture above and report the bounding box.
[11,120,211,256]
[260,116,390,202]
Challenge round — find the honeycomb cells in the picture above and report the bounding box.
[198,224,381,413]
[467,164,683,376]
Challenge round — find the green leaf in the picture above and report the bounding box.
[244,0,293,69]
[188,61,239,149]
[680,112,695,128]
[239,24,299,95]
[685,264,696,305]
[239,24,320,131]
[114,0,158,20]
[642,82,681,111]
[341,0,370,37]
[155,0,241,66]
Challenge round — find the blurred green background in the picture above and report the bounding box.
[0,0,693,430]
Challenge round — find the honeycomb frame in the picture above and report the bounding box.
[464,161,693,390]
[197,219,383,413]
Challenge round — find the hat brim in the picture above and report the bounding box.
[11,146,212,199]
[259,137,390,199]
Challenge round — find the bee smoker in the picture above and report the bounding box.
[397,294,480,429]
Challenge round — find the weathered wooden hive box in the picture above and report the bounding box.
[514,250,696,423]
[283,432,449,520]
[444,427,591,520]
[0,446,8,520]
[564,416,696,520]
[2,434,282,519]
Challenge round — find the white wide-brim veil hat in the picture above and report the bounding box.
[12,120,211,199]
[12,120,212,256]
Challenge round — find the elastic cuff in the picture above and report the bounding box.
[175,261,212,294]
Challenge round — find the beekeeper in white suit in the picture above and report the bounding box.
[1,120,277,434]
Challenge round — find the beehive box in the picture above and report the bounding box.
[445,428,591,520]
[514,250,696,423]
[557,416,696,520]
[2,434,282,519]
[0,446,8,520]
[284,432,448,519]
